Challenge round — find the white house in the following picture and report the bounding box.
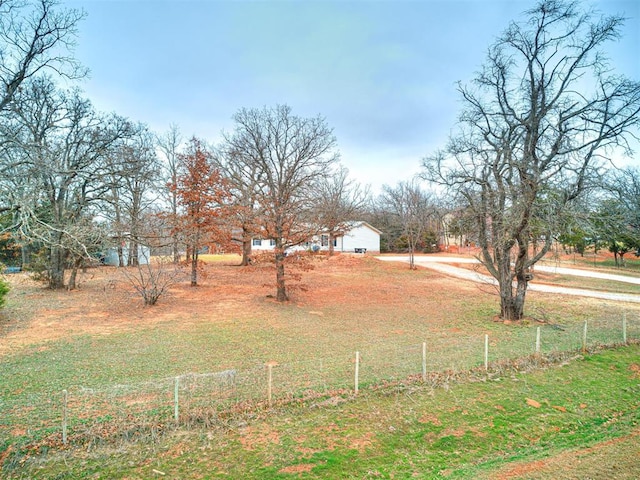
[251,221,381,253]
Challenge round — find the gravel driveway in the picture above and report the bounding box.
[377,255,640,304]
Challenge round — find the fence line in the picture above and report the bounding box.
[2,314,639,449]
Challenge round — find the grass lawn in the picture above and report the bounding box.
[539,250,640,273]
[1,253,640,478]
[4,346,639,479]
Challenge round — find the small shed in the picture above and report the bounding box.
[334,221,382,253]
[103,245,150,266]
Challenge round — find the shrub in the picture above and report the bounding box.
[22,246,50,283]
[0,276,9,308]
[123,258,182,306]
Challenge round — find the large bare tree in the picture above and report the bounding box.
[156,124,183,263]
[3,77,135,289]
[225,105,339,301]
[423,0,640,320]
[0,0,86,112]
[216,144,263,266]
[104,126,160,267]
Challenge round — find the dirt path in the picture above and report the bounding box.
[377,255,640,303]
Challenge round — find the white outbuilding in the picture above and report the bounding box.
[103,245,150,266]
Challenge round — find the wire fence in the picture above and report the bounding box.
[2,312,639,451]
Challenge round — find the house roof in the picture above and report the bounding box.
[344,221,383,235]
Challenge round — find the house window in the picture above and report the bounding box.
[321,235,329,247]
[252,238,262,246]
[270,239,276,246]
[333,238,338,247]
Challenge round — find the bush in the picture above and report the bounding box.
[0,277,9,308]
[22,246,50,283]
[123,258,182,306]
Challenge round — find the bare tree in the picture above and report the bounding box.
[156,124,183,263]
[225,105,339,301]
[607,167,640,233]
[423,0,640,320]
[3,77,136,289]
[0,0,86,112]
[380,181,437,269]
[598,167,640,266]
[313,166,369,255]
[216,144,263,266]
[104,127,160,267]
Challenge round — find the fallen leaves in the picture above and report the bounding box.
[525,398,541,408]
[526,398,569,412]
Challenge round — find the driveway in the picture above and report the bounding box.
[376,255,640,304]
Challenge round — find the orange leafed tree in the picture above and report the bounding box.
[172,138,232,286]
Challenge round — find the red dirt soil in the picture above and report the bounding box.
[0,254,477,355]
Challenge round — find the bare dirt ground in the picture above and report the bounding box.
[0,253,481,356]
[2,251,636,357]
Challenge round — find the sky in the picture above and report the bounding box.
[63,0,640,192]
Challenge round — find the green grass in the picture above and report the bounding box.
[546,253,640,273]
[2,257,640,477]
[6,345,638,479]
[532,273,640,294]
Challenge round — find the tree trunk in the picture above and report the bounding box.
[21,244,29,266]
[328,232,335,256]
[498,275,525,321]
[171,176,180,264]
[499,287,526,320]
[128,240,139,267]
[240,238,252,266]
[49,245,66,290]
[67,256,83,290]
[190,247,198,287]
[117,243,125,267]
[497,250,528,321]
[408,235,416,270]
[172,240,180,264]
[274,241,288,302]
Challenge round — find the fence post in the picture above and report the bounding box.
[623,313,627,344]
[354,351,360,396]
[582,321,588,353]
[422,342,427,382]
[62,389,68,445]
[484,334,489,371]
[535,327,541,355]
[174,376,180,425]
[268,365,273,407]
[265,361,278,408]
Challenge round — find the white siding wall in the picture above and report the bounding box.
[341,224,380,252]
[251,239,275,251]
[104,246,150,266]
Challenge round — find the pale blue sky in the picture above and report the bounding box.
[64,0,640,190]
